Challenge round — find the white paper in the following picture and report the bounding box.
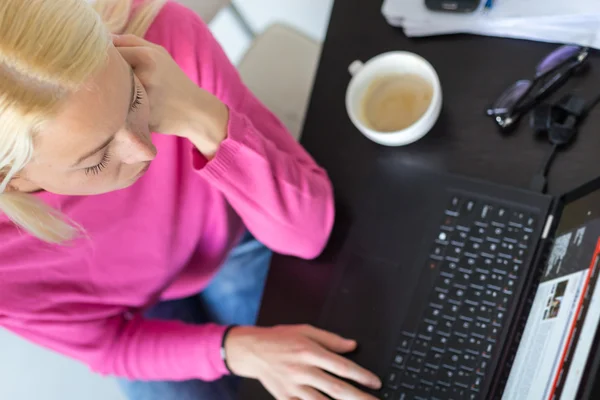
[382,0,600,50]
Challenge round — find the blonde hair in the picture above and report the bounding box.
[0,0,166,243]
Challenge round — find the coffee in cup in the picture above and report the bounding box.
[360,73,434,133]
[346,52,442,146]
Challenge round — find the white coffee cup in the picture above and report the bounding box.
[345,51,442,146]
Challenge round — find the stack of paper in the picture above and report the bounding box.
[382,0,600,49]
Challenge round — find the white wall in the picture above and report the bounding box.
[232,0,333,41]
[0,1,331,400]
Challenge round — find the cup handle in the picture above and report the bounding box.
[348,60,364,77]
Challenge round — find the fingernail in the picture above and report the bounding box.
[373,378,382,389]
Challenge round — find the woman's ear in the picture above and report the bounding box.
[1,169,25,193]
[3,169,41,193]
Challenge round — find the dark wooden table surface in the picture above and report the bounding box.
[239,0,600,398]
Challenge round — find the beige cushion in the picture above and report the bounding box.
[238,24,321,141]
[175,0,231,23]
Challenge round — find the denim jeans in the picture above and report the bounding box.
[117,231,272,400]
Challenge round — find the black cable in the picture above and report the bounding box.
[529,91,599,194]
[530,144,558,193]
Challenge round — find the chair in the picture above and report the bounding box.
[176,0,321,141]
[237,24,321,141]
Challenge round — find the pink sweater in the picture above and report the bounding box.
[0,2,334,382]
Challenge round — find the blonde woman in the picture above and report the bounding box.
[0,0,382,399]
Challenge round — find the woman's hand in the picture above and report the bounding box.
[225,325,382,400]
[113,34,228,157]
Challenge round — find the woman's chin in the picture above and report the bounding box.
[125,163,152,187]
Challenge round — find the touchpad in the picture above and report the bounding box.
[318,253,415,374]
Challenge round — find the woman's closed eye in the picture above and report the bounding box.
[84,152,111,176]
[83,85,144,176]
[131,85,143,111]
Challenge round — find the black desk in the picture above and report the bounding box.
[239,0,600,398]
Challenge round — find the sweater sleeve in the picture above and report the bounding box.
[179,8,335,259]
[0,315,229,381]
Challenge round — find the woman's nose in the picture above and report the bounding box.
[116,129,157,164]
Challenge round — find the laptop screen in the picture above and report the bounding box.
[503,188,600,400]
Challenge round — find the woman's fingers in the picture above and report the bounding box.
[261,377,289,400]
[112,33,153,48]
[299,325,357,353]
[116,46,150,69]
[305,346,381,390]
[302,368,379,400]
[296,325,381,390]
[295,386,329,400]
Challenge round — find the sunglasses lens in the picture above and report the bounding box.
[489,80,532,116]
[536,45,582,77]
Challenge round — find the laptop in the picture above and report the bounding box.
[318,159,600,400]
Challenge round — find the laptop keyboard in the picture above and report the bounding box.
[380,195,537,400]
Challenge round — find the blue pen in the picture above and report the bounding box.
[484,0,494,9]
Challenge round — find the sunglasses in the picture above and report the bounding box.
[486,45,590,132]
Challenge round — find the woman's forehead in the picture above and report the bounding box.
[35,47,131,163]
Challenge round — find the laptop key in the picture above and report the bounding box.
[461,303,478,320]
[385,369,402,389]
[380,389,395,400]
[398,332,414,353]
[472,321,488,338]
[476,358,489,376]
[441,259,459,273]
[454,368,471,388]
[447,196,461,213]
[431,244,446,259]
[451,386,469,399]
[455,333,468,346]
[431,385,450,400]
[400,371,419,390]
[424,305,443,321]
[482,288,499,307]
[478,203,493,221]
[437,277,453,292]
[442,215,458,230]
[454,270,473,287]
[425,348,443,367]
[397,392,414,400]
[461,352,478,370]
[406,354,425,373]
[414,384,433,399]
[412,338,430,356]
[422,365,438,381]
[436,375,452,388]
[492,206,509,224]
[466,337,483,354]
[471,375,483,392]
[508,211,525,227]
[441,351,460,370]
[392,352,407,369]
[461,199,477,216]
[431,333,448,352]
